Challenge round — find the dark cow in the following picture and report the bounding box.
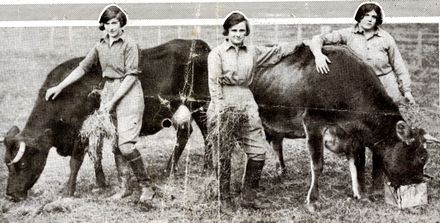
[2,39,210,201]
[250,44,438,205]
[169,43,437,205]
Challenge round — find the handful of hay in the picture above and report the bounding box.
[205,106,249,199]
[79,110,117,164]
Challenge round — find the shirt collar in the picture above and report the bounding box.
[222,39,247,52]
[352,24,384,37]
[100,30,126,44]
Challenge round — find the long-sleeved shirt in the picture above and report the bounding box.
[79,31,141,79]
[317,25,411,93]
[208,40,298,101]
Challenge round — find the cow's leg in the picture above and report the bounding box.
[271,134,286,177]
[192,109,213,171]
[166,123,193,175]
[348,157,361,199]
[94,137,106,188]
[355,147,366,193]
[63,141,86,196]
[304,121,324,205]
[372,152,384,191]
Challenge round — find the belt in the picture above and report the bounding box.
[377,70,393,77]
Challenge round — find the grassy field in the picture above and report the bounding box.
[1,24,440,222]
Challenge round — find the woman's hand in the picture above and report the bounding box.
[45,85,63,101]
[315,53,331,74]
[100,100,116,113]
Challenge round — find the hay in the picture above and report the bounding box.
[205,106,249,199]
[399,103,425,128]
[79,110,117,164]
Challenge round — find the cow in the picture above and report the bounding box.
[2,39,211,202]
[250,44,438,206]
[169,43,438,206]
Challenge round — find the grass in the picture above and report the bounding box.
[1,24,440,222]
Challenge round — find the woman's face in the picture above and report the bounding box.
[104,18,122,38]
[227,21,247,46]
[359,10,378,31]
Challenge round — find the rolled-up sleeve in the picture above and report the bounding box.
[78,43,99,73]
[208,49,222,101]
[387,37,411,93]
[124,41,141,76]
[319,28,350,45]
[255,43,300,67]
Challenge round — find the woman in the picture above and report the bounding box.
[306,2,415,104]
[207,11,298,209]
[45,4,154,203]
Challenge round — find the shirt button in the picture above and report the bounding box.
[367,58,372,60]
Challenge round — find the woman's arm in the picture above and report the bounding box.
[101,75,137,112]
[387,36,415,103]
[45,66,86,100]
[303,28,348,74]
[304,36,332,74]
[45,44,98,101]
[208,49,223,100]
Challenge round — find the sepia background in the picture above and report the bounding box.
[0,1,439,222]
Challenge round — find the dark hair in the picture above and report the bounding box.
[354,3,383,27]
[98,5,127,31]
[222,12,250,36]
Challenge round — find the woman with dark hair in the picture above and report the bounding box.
[45,4,154,203]
[208,11,298,210]
[306,2,415,104]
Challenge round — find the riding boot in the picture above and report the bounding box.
[124,149,155,203]
[241,159,270,209]
[110,153,132,199]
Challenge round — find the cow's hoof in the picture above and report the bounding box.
[305,203,318,213]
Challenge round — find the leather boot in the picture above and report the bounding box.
[110,153,132,199]
[125,149,155,203]
[240,159,270,209]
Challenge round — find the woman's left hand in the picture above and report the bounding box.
[404,92,415,104]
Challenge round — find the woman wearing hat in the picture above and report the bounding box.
[306,1,415,104]
[45,4,154,203]
[208,11,298,210]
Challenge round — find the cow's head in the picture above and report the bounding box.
[379,120,438,187]
[3,126,53,202]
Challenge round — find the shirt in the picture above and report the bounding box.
[79,32,141,79]
[208,40,298,100]
[318,25,411,93]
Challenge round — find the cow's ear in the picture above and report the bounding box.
[34,129,54,151]
[396,121,412,144]
[4,126,20,148]
[6,126,20,138]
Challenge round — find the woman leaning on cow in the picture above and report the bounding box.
[207,11,300,210]
[45,4,154,203]
[305,1,416,104]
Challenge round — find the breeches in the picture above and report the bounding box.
[101,78,145,149]
[207,86,269,161]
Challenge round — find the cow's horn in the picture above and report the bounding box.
[424,134,440,144]
[8,141,26,165]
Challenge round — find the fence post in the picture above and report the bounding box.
[177,26,182,39]
[297,24,303,41]
[157,26,161,45]
[274,24,279,43]
[417,30,423,67]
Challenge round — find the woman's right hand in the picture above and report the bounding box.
[45,85,63,101]
[314,53,332,74]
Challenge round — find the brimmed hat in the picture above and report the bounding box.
[98,4,129,26]
[353,1,385,23]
